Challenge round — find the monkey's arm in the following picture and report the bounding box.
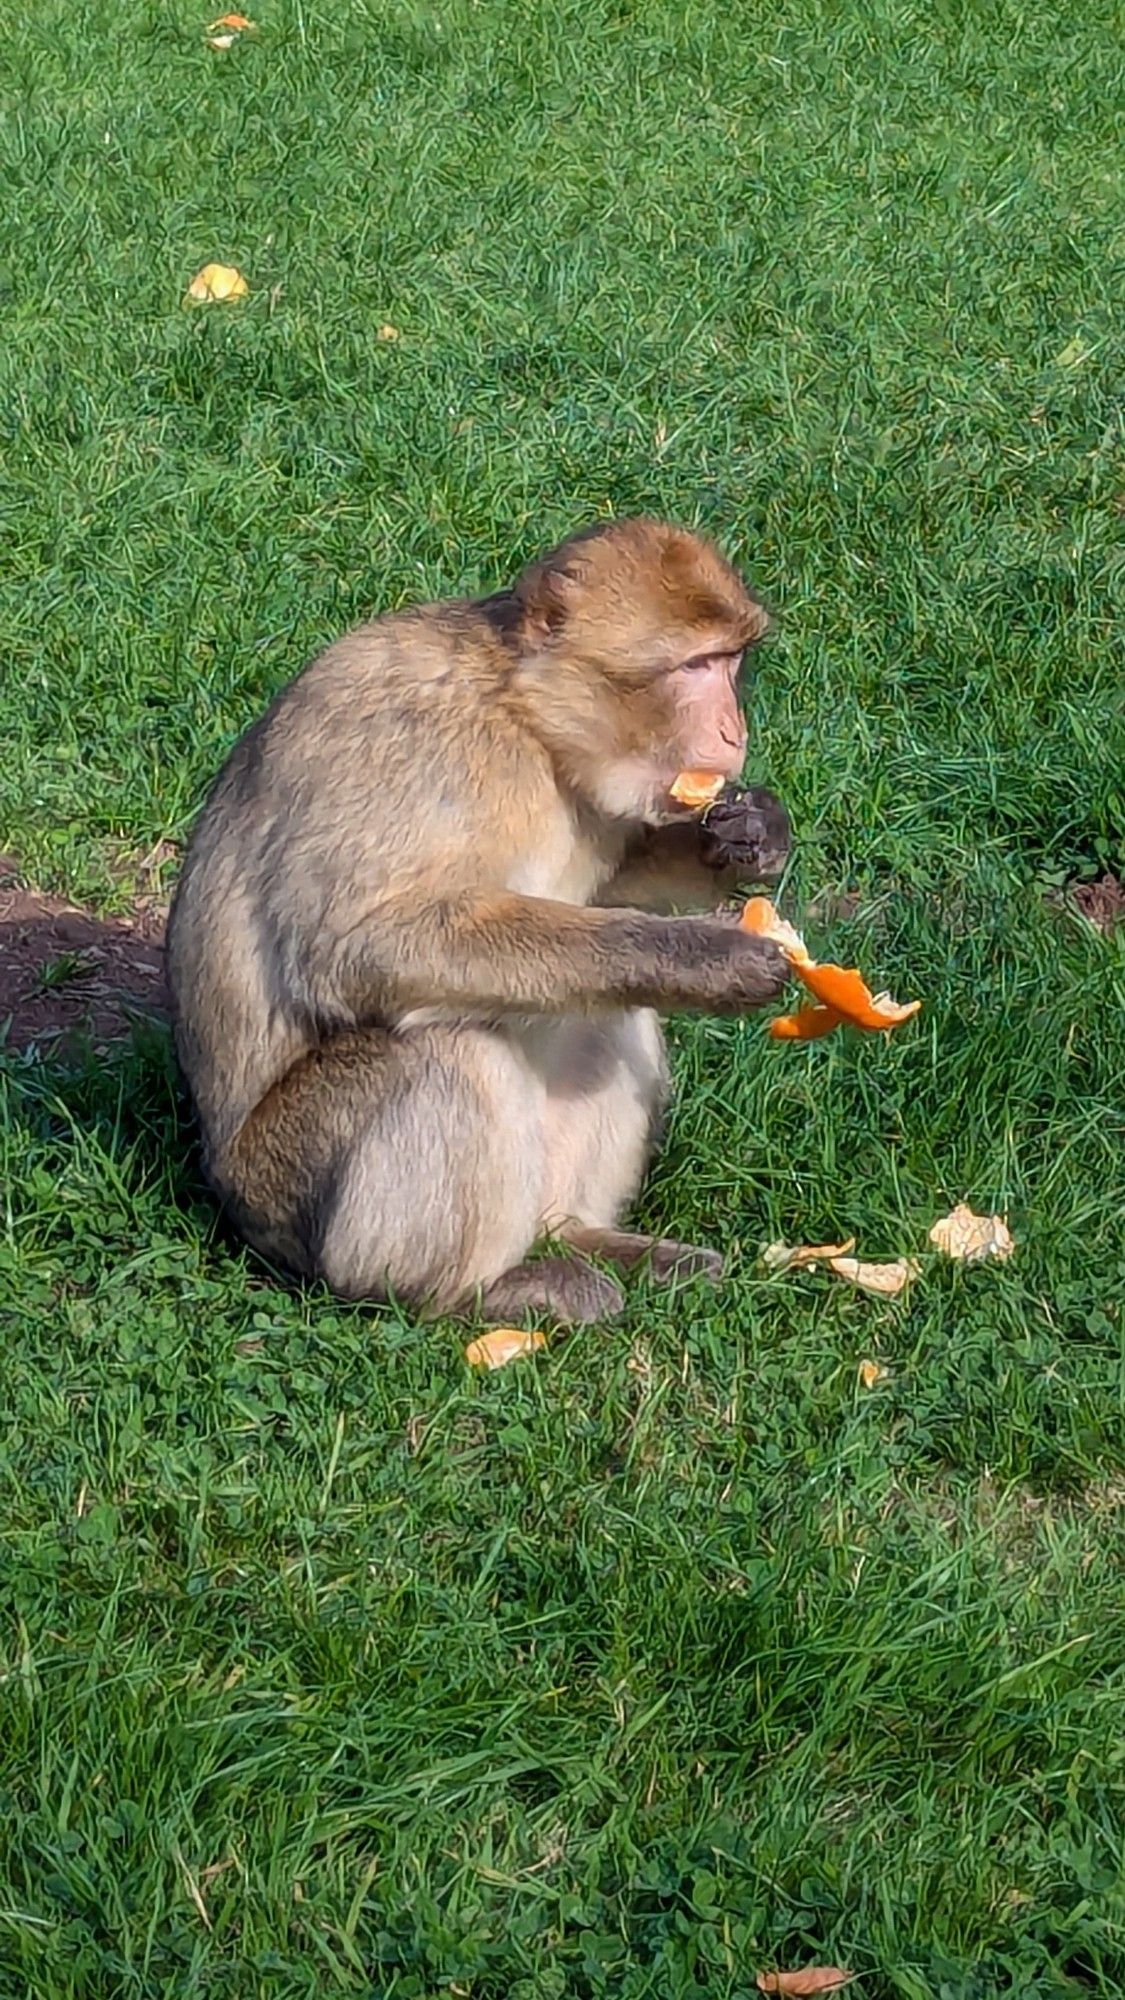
[596,786,791,915]
[594,824,735,913]
[324,891,787,1019]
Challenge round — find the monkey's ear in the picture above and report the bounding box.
[739,595,771,648]
[514,560,579,645]
[658,532,770,648]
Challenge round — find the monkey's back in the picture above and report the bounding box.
[165,603,557,1170]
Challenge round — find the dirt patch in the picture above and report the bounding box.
[1070,872,1124,934]
[0,855,168,1056]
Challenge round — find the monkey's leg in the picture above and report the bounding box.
[226,1023,551,1311]
[558,1226,724,1286]
[227,1022,626,1322]
[475,1256,625,1326]
[529,1011,726,1289]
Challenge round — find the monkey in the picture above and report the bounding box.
[165,516,792,1326]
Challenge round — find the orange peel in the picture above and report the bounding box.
[768,1003,845,1042]
[669,769,725,810]
[741,895,921,1037]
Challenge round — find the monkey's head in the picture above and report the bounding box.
[509,517,769,822]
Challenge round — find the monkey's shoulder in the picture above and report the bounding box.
[198,629,515,835]
[222,608,518,780]
[297,601,510,706]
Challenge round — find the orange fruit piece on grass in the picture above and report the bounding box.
[741,895,921,1038]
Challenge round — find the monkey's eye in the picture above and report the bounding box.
[680,651,740,675]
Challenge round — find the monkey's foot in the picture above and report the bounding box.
[477,1255,625,1326]
[562,1226,725,1287]
[647,1238,725,1285]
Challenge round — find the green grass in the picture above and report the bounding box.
[2,1,1124,1995]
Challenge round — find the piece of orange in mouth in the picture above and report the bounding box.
[669,769,725,810]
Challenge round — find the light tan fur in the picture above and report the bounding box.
[166,517,791,1322]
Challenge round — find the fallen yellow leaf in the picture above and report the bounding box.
[377,323,401,341]
[828,1255,919,1298]
[1053,335,1091,369]
[756,1969,854,1996]
[762,1237,857,1273]
[185,263,249,304]
[464,1327,546,1371]
[858,1358,887,1389]
[207,11,256,26]
[929,1203,1014,1263]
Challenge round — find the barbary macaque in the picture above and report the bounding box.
[166,517,792,1323]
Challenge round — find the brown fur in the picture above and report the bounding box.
[166,517,790,1321]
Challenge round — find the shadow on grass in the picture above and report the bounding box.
[0,919,353,1319]
[0,880,239,1271]
[0,859,167,1057]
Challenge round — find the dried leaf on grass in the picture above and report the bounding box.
[1070,872,1125,934]
[929,1204,1014,1263]
[828,1255,919,1298]
[858,1358,887,1388]
[464,1327,546,1371]
[206,32,236,45]
[762,1238,857,1273]
[756,1969,854,1996]
[377,323,401,341]
[185,263,249,304]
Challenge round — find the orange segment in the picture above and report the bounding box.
[669,769,725,810]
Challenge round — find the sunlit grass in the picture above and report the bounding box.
[1,2,1123,1994]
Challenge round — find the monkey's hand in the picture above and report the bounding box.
[699,785,791,883]
[693,924,792,1013]
[616,914,792,1014]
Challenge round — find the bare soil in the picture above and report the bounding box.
[0,855,168,1055]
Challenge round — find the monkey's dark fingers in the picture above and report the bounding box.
[739,935,792,1004]
[700,787,792,879]
[699,932,791,1013]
